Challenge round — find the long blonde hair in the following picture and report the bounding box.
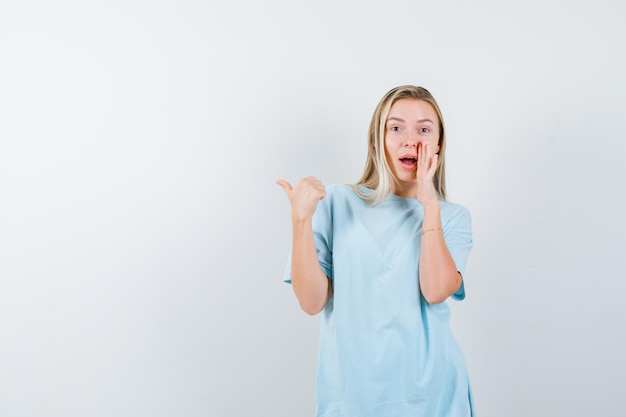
[353,85,447,205]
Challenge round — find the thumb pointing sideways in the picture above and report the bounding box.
[276,179,293,195]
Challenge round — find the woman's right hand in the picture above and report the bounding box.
[276,177,327,222]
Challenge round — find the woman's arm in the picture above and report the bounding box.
[414,143,462,304]
[277,177,333,315]
[418,203,462,304]
[290,218,333,315]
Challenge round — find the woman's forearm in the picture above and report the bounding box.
[290,219,333,315]
[418,204,462,304]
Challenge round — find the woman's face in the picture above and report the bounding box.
[384,98,440,190]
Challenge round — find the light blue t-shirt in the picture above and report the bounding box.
[284,184,474,417]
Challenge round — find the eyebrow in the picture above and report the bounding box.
[387,117,434,124]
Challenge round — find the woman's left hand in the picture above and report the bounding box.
[415,142,440,207]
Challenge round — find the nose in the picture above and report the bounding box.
[403,131,421,147]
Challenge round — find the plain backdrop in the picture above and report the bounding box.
[1,0,625,416]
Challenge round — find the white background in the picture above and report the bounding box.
[1,0,625,416]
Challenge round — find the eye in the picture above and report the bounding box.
[389,125,401,132]
[419,127,430,134]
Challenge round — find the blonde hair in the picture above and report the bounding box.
[353,85,447,205]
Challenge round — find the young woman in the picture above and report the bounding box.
[277,85,474,417]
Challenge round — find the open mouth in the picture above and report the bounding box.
[399,157,417,169]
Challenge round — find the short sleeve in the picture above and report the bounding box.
[283,186,334,284]
[442,206,473,301]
